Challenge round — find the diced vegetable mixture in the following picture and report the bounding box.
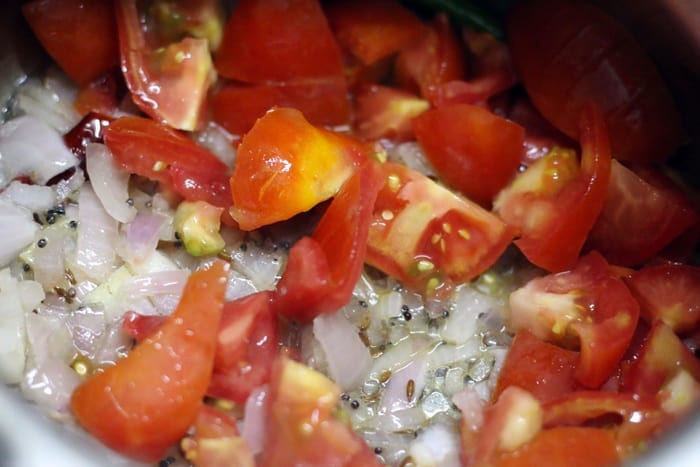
[1,0,699,466]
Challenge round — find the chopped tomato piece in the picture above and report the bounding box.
[366,162,514,295]
[394,13,467,99]
[259,356,381,466]
[494,104,611,272]
[229,107,367,230]
[115,0,216,130]
[122,311,167,343]
[181,405,255,467]
[491,426,619,467]
[273,162,383,322]
[494,330,579,404]
[427,29,517,107]
[324,0,426,65]
[627,264,700,334]
[352,84,429,142]
[103,116,234,225]
[585,161,699,266]
[507,0,684,163]
[74,72,124,117]
[208,291,278,404]
[64,112,114,160]
[211,78,351,136]
[413,104,525,207]
[621,322,700,395]
[22,0,119,85]
[508,252,640,388]
[215,0,344,82]
[542,390,666,454]
[70,262,228,462]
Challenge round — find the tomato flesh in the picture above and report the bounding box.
[507,0,684,164]
[229,107,366,230]
[508,252,639,388]
[22,0,119,85]
[413,103,525,207]
[366,162,514,295]
[494,104,611,272]
[70,262,228,462]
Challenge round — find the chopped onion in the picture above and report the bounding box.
[241,385,268,455]
[67,305,106,358]
[21,312,80,413]
[121,211,169,265]
[229,241,284,291]
[194,122,237,168]
[74,184,119,283]
[408,423,461,467]
[0,115,79,188]
[0,181,56,212]
[313,311,373,391]
[32,228,66,291]
[85,143,136,223]
[385,141,437,178]
[0,198,38,267]
[0,269,44,384]
[440,286,497,345]
[15,77,81,134]
[369,334,432,381]
[378,356,427,414]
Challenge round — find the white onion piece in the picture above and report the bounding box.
[369,334,432,381]
[75,184,119,283]
[408,423,461,467]
[241,385,268,455]
[226,269,259,301]
[118,270,188,303]
[428,338,481,369]
[43,67,79,107]
[16,77,81,134]
[313,311,372,391]
[67,305,106,358]
[55,167,86,202]
[122,211,169,265]
[230,242,284,291]
[0,181,56,212]
[440,286,497,344]
[21,312,79,413]
[372,405,427,432]
[378,356,427,414]
[0,269,44,384]
[0,198,38,267]
[194,122,237,168]
[0,115,79,188]
[85,143,136,223]
[32,228,66,291]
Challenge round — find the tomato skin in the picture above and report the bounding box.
[103,116,234,224]
[208,291,278,405]
[259,356,382,467]
[494,104,611,272]
[621,322,700,395]
[491,426,619,467]
[115,0,215,130]
[215,0,344,82]
[585,161,699,266]
[627,264,700,334]
[366,162,514,295]
[507,0,684,164]
[273,162,383,322]
[324,0,426,65]
[74,72,125,117]
[122,311,167,343]
[413,104,525,207]
[229,107,366,231]
[352,84,429,142]
[508,252,640,389]
[22,0,119,85]
[494,330,579,404]
[211,78,351,136]
[70,262,228,462]
[394,13,467,99]
[64,112,114,160]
